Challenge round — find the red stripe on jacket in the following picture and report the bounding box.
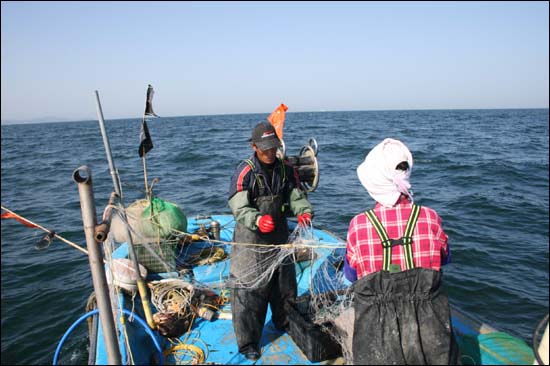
[236,164,252,192]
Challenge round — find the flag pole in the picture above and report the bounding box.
[141,116,153,219]
[95,90,156,330]
[140,84,157,201]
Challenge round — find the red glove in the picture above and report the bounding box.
[297,213,312,226]
[258,214,275,233]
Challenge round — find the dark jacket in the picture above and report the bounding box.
[228,154,312,231]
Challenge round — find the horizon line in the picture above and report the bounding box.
[2,106,549,125]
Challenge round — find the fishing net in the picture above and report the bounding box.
[105,200,355,362]
[226,222,354,362]
[156,218,354,362]
[287,224,354,362]
[109,198,188,273]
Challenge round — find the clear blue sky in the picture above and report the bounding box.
[1,1,548,123]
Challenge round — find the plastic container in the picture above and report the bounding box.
[106,258,148,293]
[285,296,342,362]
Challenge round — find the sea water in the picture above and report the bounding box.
[1,108,548,364]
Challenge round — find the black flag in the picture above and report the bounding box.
[144,84,158,117]
[139,84,157,157]
[139,119,153,157]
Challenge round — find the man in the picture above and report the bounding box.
[228,121,314,361]
[344,138,458,365]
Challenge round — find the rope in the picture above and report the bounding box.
[163,343,205,364]
[1,204,91,256]
[171,227,346,249]
[2,204,344,259]
[150,280,195,316]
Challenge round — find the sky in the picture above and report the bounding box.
[1,1,548,124]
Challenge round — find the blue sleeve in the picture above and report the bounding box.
[441,242,451,265]
[343,255,357,282]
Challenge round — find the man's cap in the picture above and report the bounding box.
[250,121,280,150]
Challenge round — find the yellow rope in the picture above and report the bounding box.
[163,343,205,364]
[217,289,231,305]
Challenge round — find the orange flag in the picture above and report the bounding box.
[267,103,288,140]
[1,211,38,229]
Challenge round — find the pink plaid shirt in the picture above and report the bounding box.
[346,196,449,279]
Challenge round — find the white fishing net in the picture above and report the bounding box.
[285,223,354,362]
[104,202,355,363]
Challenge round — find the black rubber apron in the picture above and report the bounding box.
[352,268,458,365]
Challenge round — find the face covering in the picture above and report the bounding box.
[357,138,414,207]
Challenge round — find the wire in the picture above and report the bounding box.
[53,309,164,365]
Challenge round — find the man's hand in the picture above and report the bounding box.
[258,214,275,233]
[297,213,312,227]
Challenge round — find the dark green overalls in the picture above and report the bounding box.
[352,204,458,365]
[230,158,297,354]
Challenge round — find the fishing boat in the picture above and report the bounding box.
[32,86,546,365]
[62,208,540,365]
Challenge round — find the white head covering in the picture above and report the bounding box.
[357,138,414,207]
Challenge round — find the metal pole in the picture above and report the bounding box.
[94,90,156,330]
[94,91,123,199]
[73,166,121,365]
[142,154,149,200]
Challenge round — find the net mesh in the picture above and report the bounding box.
[104,201,355,362]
